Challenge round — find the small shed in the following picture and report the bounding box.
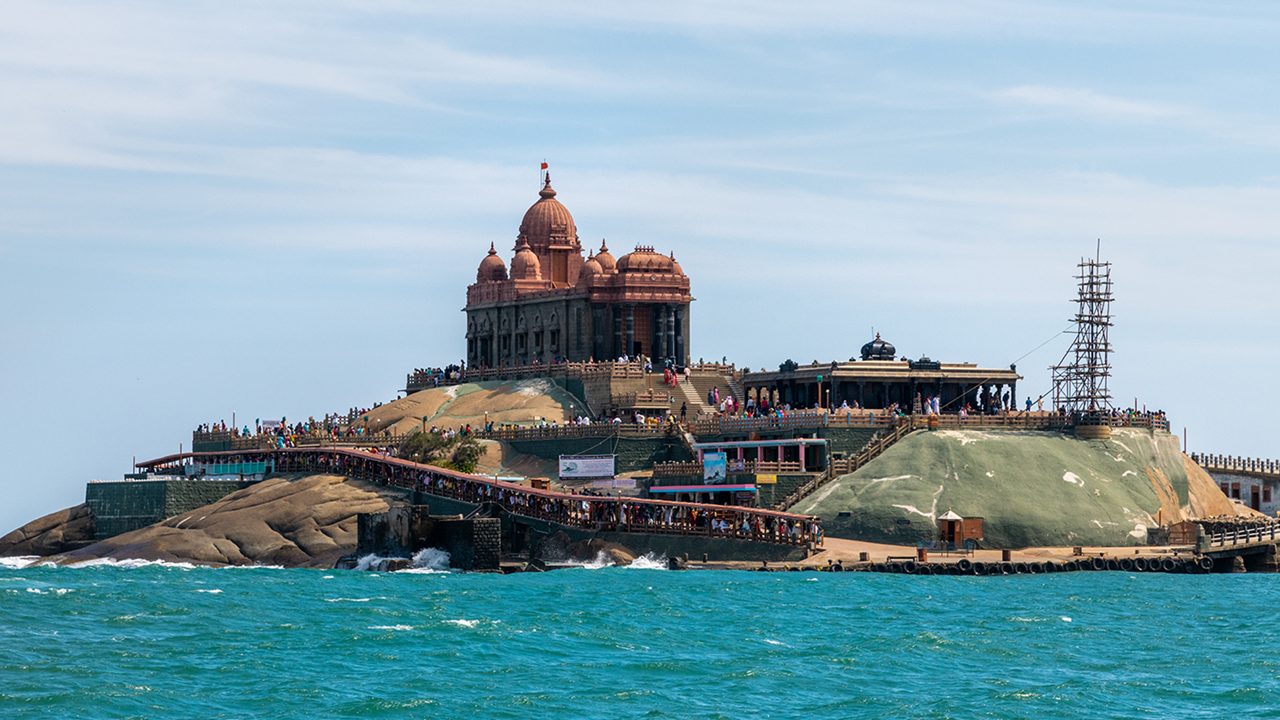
[937,510,985,548]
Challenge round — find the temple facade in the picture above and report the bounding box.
[741,334,1023,413]
[464,174,692,369]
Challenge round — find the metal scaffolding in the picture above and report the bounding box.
[1051,247,1114,415]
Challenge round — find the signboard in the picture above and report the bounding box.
[755,473,778,485]
[590,477,637,490]
[703,452,728,483]
[729,458,747,473]
[260,419,282,430]
[558,454,616,479]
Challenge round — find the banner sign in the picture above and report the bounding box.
[703,452,728,483]
[590,477,637,490]
[559,455,616,479]
[755,474,778,485]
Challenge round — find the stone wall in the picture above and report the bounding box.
[86,479,251,541]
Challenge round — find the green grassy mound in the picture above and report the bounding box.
[792,428,1201,548]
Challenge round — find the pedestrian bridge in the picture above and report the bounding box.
[136,447,821,557]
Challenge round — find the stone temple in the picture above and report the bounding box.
[465,174,693,369]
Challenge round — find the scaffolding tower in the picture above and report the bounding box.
[1050,248,1114,417]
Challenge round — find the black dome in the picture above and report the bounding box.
[860,333,896,361]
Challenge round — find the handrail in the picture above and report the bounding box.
[195,431,408,450]
[1205,523,1280,548]
[1192,453,1280,478]
[651,459,806,479]
[776,419,916,509]
[135,447,821,547]
[689,410,1169,436]
[476,423,679,441]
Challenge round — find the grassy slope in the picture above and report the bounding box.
[792,428,1211,548]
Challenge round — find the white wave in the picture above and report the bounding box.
[25,587,73,595]
[68,558,197,570]
[623,553,668,570]
[220,564,286,570]
[368,624,413,631]
[1061,616,1073,623]
[322,575,335,580]
[326,597,375,603]
[353,554,406,572]
[0,556,38,570]
[762,638,790,647]
[408,547,451,572]
[444,619,479,628]
[194,589,223,594]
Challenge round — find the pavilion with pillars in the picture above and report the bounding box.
[464,173,693,369]
[741,334,1023,413]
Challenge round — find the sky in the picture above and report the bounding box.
[2,1,1278,532]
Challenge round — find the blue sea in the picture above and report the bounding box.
[2,557,1276,719]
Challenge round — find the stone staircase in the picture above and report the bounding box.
[775,420,916,510]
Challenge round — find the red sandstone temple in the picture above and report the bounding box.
[465,174,692,368]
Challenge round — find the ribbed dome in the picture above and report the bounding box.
[577,252,604,285]
[476,242,508,282]
[511,239,542,280]
[860,333,897,361]
[669,251,684,277]
[595,239,617,273]
[518,174,577,247]
[617,245,675,273]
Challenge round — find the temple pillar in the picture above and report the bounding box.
[613,306,623,359]
[626,305,635,357]
[799,443,807,472]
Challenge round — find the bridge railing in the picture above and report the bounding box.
[651,459,806,479]
[1205,523,1280,549]
[136,448,820,548]
[477,423,678,442]
[1192,453,1280,477]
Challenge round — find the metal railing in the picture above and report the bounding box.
[1204,523,1280,549]
[778,420,916,509]
[651,459,806,479]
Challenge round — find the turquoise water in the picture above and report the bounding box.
[2,560,1276,719]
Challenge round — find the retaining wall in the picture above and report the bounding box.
[86,479,251,540]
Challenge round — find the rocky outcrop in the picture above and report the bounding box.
[52,475,404,568]
[0,503,95,556]
[793,428,1247,548]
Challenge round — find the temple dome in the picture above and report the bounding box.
[595,240,617,273]
[476,242,508,282]
[669,251,685,277]
[518,173,577,247]
[577,253,603,285]
[617,245,675,273]
[861,333,896,361]
[511,239,542,280]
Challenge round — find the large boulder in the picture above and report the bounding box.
[51,475,400,568]
[0,503,95,556]
[792,428,1245,548]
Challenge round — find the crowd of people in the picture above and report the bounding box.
[194,404,391,449]
[207,449,822,547]
[407,363,465,389]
